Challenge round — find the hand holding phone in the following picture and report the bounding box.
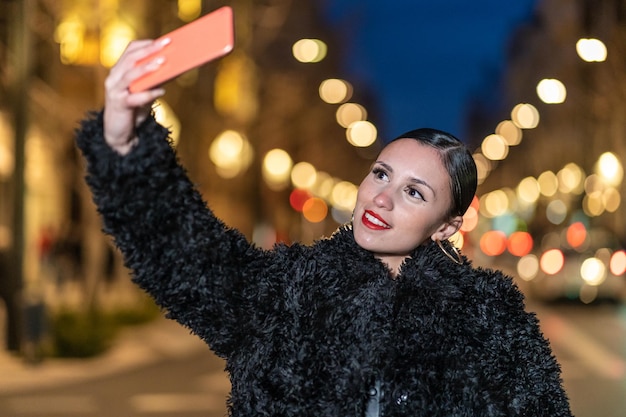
[129,6,235,93]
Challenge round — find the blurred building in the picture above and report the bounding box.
[465,0,626,303]
[0,0,379,351]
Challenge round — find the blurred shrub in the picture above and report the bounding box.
[50,297,160,358]
[51,309,116,358]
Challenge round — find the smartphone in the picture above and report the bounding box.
[129,6,235,93]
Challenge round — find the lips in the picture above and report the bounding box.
[361,210,391,230]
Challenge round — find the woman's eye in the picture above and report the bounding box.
[372,168,388,180]
[407,187,424,201]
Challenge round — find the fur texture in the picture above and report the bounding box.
[76,111,572,416]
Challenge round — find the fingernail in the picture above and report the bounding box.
[152,56,165,65]
[159,37,171,46]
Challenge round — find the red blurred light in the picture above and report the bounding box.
[566,222,587,248]
[289,189,311,212]
[507,231,533,257]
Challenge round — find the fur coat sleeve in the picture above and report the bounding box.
[75,111,292,358]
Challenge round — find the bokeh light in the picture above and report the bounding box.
[540,249,564,275]
[479,231,507,256]
[495,120,522,146]
[537,170,558,197]
[546,200,568,225]
[481,134,509,160]
[292,38,327,63]
[576,38,608,62]
[302,197,328,223]
[517,254,539,281]
[262,148,293,190]
[346,121,377,147]
[557,163,585,194]
[507,231,533,257]
[566,222,587,249]
[536,78,567,104]
[331,181,358,211]
[336,103,367,128]
[511,103,539,129]
[609,250,626,275]
[291,162,317,189]
[596,152,623,187]
[517,177,540,204]
[209,130,254,178]
[289,189,311,212]
[580,257,607,286]
[319,78,352,104]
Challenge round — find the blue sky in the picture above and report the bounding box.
[321,0,537,141]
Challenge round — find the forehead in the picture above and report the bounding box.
[378,139,444,169]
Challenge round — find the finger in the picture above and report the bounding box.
[107,38,170,87]
[125,87,166,108]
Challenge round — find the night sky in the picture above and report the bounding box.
[321,0,538,141]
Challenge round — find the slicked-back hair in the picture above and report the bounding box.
[390,128,477,219]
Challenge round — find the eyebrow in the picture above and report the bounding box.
[375,161,436,197]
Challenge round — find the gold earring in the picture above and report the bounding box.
[436,239,463,265]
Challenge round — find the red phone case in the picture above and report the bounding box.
[129,6,234,93]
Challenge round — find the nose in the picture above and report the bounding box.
[373,189,393,210]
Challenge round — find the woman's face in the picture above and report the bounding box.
[352,138,462,273]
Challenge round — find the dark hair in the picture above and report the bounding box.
[390,128,477,218]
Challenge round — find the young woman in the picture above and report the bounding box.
[76,39,572,416]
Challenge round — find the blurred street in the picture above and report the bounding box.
[0,301,625,417]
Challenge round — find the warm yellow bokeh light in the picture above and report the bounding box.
[602,187,621,212]
[481,134,509,161]
[336,103,367,128]
[596,152,623,187]
[517,254,540,281]
[292,38,328,63]
[100,20,135,68]
[331,181,358,211]
[537,170,558,197]
[291,162,317,189]
[540,249,564,275]
[209,130,253,178]
[473,153,492,184]
[346,121,377,147]
[480,190,510,218]
[178,0,202,21]
[536,78,566,104]
[262,148,293,189]
[517,176,540,204]
[558,163,585,194]
[511,103,539,129]
[319,79,352,104]
[583,191,605,217]
[576,38,607,62]
[580,257,607,286]
[495,120,522,146]
[311,172,334,200]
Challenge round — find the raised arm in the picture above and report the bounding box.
[76,40,275,359]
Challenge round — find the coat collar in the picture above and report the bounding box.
[326,222,470,291]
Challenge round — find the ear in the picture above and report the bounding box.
[430,215,463,242]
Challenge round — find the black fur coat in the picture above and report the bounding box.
[76,112,572,417]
